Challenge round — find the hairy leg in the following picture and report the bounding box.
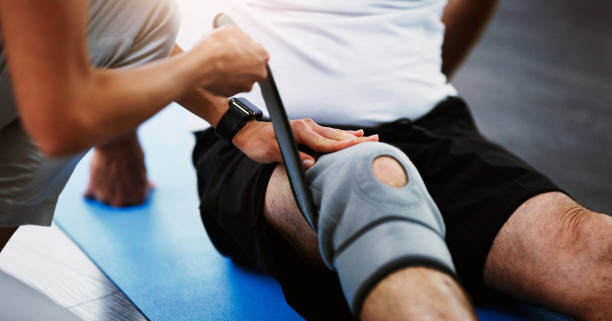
[0,227,18,252]
[265,157,476,320]
[264,165,321,265]
[362,267,475,321]
[485,192,612,320]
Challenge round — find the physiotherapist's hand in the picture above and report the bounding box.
[84,132,152,207]
[195,25,269,97]
[232,119,379,169]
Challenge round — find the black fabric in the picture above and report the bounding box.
[192,97,562,320]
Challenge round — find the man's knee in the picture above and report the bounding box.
[306,142,454,315]
[485,192,612,319]
[372,156,408,188]
[510,192,609,255]
[558,199,612,264]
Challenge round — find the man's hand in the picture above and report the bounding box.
[194,25,270,97]
[233,119,379,169]
[84,132,152,207]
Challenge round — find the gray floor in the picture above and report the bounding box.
[0,1,609,320]
[454,0,612,213]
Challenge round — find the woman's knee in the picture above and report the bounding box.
[88,0,181,67]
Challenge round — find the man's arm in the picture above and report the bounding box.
[0,0,269,157]
[441,0,499,78]
[172,45,379,166]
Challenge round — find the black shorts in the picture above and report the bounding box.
[192,97,562,320]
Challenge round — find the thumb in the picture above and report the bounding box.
[299,152,315,169]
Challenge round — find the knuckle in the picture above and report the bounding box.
[303,118,316,125]
[264,145,278,160]
[259,68,268,79]
[293,120,306,130]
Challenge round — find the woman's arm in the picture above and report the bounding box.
[441,0,499,79]
[0,0,269,156]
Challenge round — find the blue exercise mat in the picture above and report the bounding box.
[54,105,572,321]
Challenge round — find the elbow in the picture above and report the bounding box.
[37,135,84,158]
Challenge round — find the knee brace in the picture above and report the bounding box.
[306,142,455,315]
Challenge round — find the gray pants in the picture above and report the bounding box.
[0,0,180,227]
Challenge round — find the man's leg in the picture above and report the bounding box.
[265,155,476,320]
[0,227,17,252]
[485,192,612,320]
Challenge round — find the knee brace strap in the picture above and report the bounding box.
[306,142,456,315]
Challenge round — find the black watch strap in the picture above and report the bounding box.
[215,97,263,144]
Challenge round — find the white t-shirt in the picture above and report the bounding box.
[179,0,457,129]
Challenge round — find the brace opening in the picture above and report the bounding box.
[372,156,408,188]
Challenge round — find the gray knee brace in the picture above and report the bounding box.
[305,142,455,315]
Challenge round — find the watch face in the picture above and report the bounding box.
[230,99,251,117]
[233,97,263,118]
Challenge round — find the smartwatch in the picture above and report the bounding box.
[215,97,264,144]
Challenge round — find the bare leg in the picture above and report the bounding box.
[265,157,476,320]
[362,267,475,321]
[485,192,612,320]
[0,227,18,252]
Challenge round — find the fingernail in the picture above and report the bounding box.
[303,159,314,167]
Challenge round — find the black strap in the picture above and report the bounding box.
[215,102,251,144]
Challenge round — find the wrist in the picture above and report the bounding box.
[176,88,229,128]
[214,97,263,144]
[231,119,258,149]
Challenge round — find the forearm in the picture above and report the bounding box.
[441,0,499,78]
[32,49,214,156]
[1,0,268,157]
[171,46,229,128]
[176,87,229,128]
[0,0,214,156]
